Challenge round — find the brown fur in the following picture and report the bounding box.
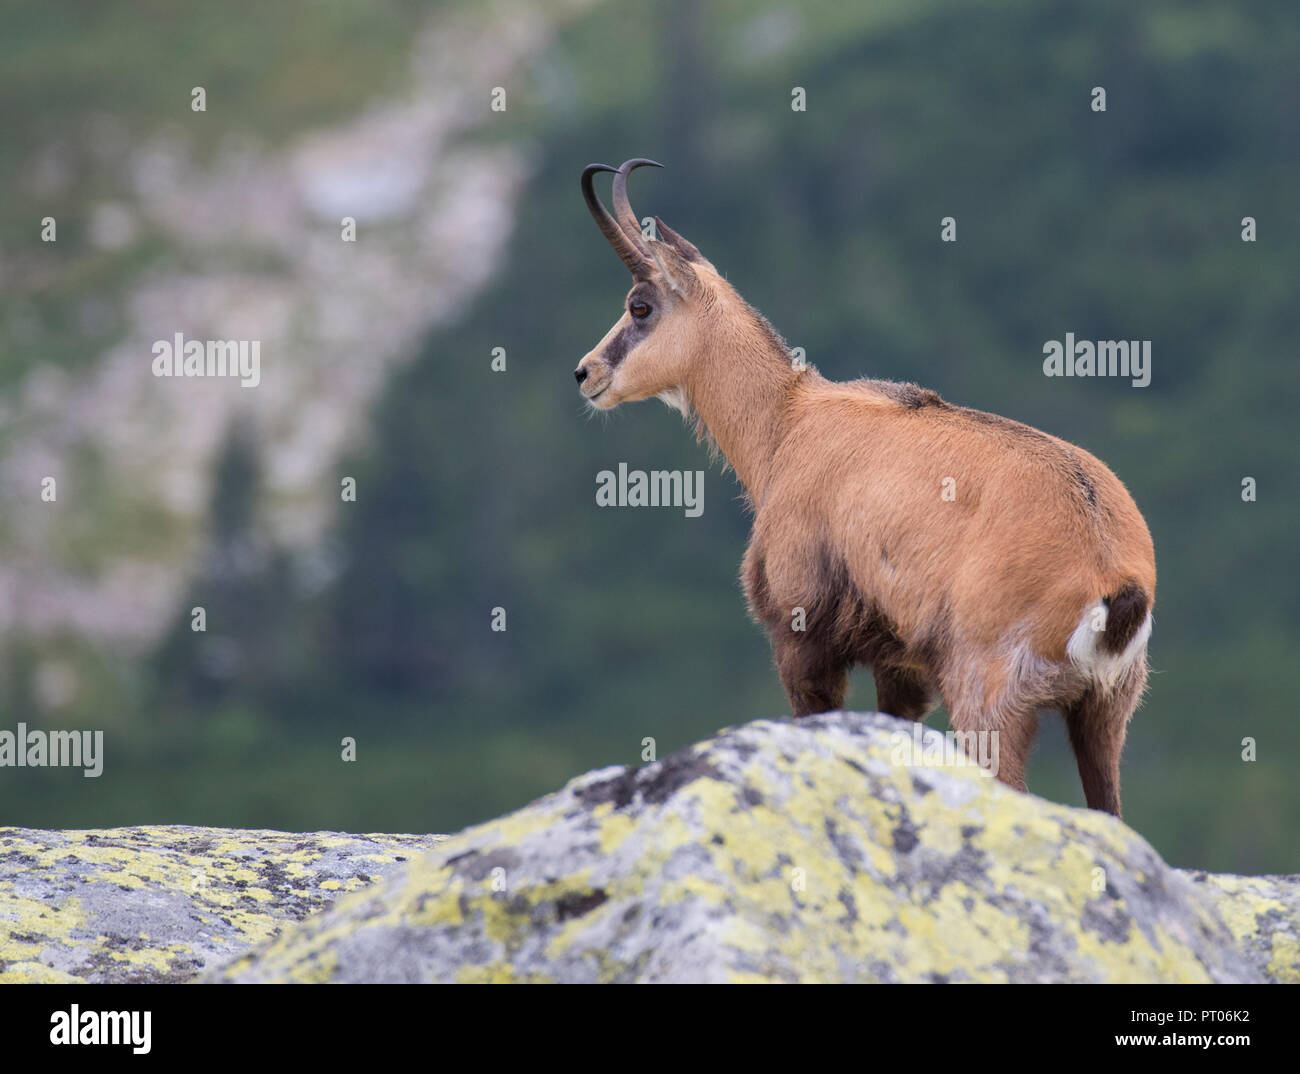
[576,164,1156,816]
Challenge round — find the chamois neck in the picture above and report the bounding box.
[683,301,802,502]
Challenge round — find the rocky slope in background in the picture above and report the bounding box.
[0,0,595,677]
[2,713,1296,984]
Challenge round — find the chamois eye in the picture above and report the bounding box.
[630,301,651,319]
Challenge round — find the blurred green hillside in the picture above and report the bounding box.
[1,0,1297,874]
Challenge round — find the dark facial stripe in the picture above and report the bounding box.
[603,324,635,368]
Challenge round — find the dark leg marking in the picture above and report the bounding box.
[873,665,936,722]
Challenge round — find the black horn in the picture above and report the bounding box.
[610,158,663,242]
[582,162,653,274]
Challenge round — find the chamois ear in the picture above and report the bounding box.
[648,237,703,299]
[654,216,709,266]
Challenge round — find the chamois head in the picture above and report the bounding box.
[574,159,720,411]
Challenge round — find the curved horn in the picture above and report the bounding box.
[611,158,663,242]
[582,162,651,274]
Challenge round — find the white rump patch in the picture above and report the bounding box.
[1066,599,1152,692]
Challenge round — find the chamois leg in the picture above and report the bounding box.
[946,701,1039,793]
[873,665,937,722]
[1062,669,1144,817]
[772,634,847,717]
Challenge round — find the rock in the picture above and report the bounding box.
[1184,871,1300,985]
[4,714,1295,984]
[0,825,441,982]
[202,713,1295,983]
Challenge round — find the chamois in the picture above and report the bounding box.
[574,159,1156,817]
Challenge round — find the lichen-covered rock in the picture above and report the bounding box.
[1185,871,1300,985]
[0,826,441,982]
[206,713,1289,983]
[4,716,1293,984]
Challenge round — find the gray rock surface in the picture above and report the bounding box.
[3,713,1296,983]
[0,825,441,982]
[209,713,1297,983]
